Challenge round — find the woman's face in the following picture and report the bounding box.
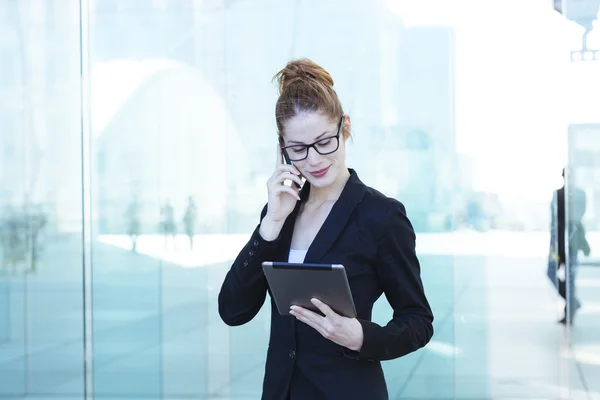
[281,112,349,189]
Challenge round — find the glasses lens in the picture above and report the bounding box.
[286,146,308,161]
[314,136,339,155]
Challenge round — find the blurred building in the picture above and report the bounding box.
[1,0,461,235]
[92,59,252,234]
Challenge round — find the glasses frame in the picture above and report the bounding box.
[280,115,345,162]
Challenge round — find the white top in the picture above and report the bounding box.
[288,249,308,263]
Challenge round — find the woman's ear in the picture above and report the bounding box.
[342,114,351,140]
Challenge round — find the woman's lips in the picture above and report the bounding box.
[309,166,330,178]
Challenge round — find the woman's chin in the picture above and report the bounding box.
[306,169,337,188]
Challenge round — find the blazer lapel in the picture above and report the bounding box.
[304,169,366,263]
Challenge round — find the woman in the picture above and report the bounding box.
[218,58,434,400]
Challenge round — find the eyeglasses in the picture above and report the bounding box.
[281,115,344,162]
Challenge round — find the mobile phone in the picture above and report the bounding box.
[283,149,293,166]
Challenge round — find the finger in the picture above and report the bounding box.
[291,306,328,330]
[268,168,300,187]
[274,172,303,187]
[311,298,336,318]
[291,309,316,327]
[294,313,327,336]
[290,307,327,333]
[275,164,301,176]
[274,186,301,201]
[269,165,299,183]
[291,305,321,321]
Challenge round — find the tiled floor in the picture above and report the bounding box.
[1,232,599,399]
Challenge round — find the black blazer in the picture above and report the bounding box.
[218,169,434,400]
[554,186,589,263]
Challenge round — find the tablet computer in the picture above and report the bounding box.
[262,262,357,318]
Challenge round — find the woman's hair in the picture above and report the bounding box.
[273,58,345,140]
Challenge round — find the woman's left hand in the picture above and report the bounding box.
[290,298,364,352]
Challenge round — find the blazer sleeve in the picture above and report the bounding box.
[356,200,434,361]
[218,204,279,326]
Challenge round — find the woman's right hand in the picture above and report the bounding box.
[259,146,303,241]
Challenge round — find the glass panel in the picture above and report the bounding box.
[0,1,85,398]
[446,2,576,398]
[373,24,457,399]
[0,259,25,397]
[89,1,163,395]
[153,60,214,398]
[382,255,454,398]
[89,0,209,398]
[567,123,600,398]
[0,1,28,394]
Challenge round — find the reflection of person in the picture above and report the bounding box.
[27,206,47,273]
[218,58,434,399]
[160,200,176,246]
[183,196,197,249]
[0,206,18,273]
[1,206,23,274]
[547,168,590,325]
[466,195,483,230]
[126,198,141,252]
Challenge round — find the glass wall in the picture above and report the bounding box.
[566,122,600,397]
[0,0,85,397]
[1,0,598,399]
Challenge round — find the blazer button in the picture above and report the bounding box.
[248,250,255,257]
[289,349,296,359]
[243,260,249,267]
[253,240,259,247]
